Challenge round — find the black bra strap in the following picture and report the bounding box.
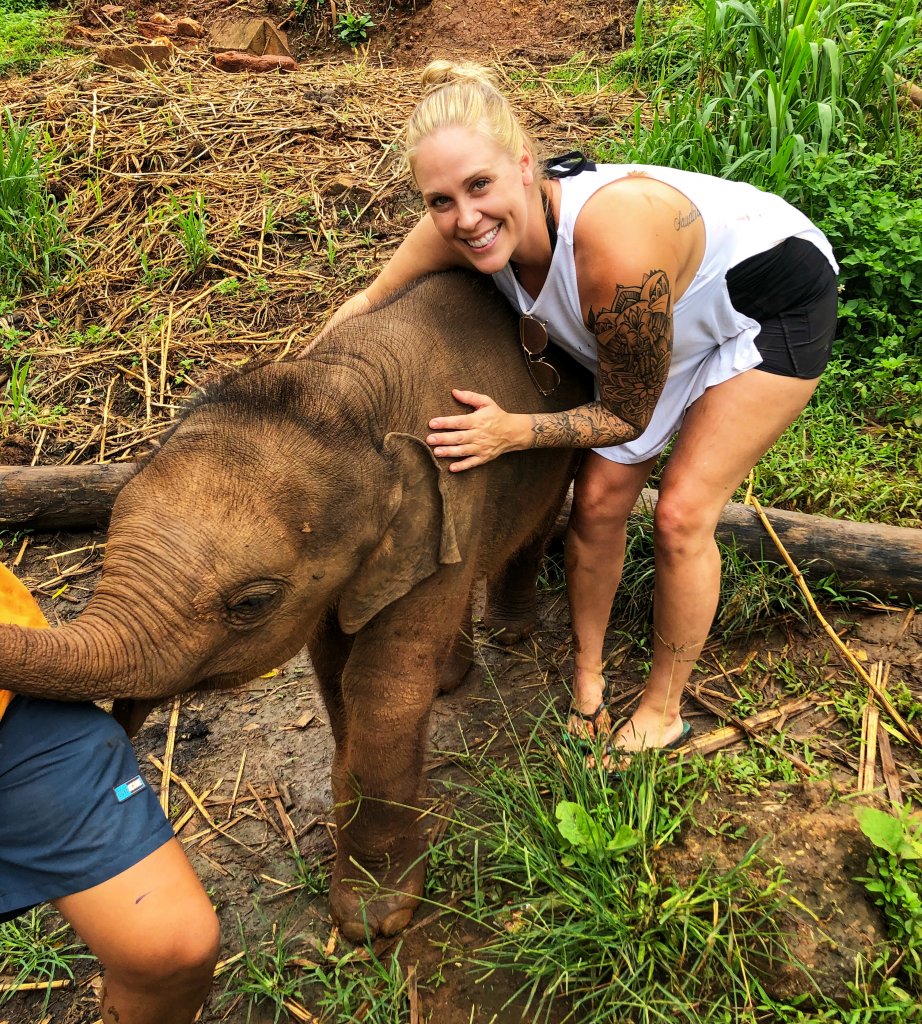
[543,151,597,179]
[544,195,557,254]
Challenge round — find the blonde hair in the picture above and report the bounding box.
[405,60,542,178]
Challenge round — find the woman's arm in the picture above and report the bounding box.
[324,214,465,333]
[427,183,684,470]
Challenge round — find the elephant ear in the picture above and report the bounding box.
[337,431,461,634]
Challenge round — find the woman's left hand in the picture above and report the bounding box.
[427,389,530,472]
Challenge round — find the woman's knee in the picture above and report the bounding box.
[571,463,642,535]
[652,490,720,560]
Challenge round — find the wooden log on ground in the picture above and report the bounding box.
[554,488,922,602]
[0,463,138,531]
[0,466,919,601]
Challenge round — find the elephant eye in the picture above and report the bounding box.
[224,583,283,625]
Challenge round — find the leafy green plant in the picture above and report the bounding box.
[605,0,921,197]
[855,804,922,991]
[2,354,37,423]
[0,907,90,1010]
[334,11,375,47]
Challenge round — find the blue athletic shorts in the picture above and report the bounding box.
[0,696,174,923]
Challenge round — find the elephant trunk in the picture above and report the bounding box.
[0,568,206,703]
[0,610,172,703]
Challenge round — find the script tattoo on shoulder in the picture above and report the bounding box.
[588,269,673,431]
[674,204,701,231]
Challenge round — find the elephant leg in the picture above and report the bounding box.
[437,598,477,695]
[307,608,353,747]
[484,528,549,645]
[327,587,466,942]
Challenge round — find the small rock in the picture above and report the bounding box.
[208,18,291,59]
[213,51,297,73]
[175,17,205,38]
[138,22,176,38]
[96,41,173,70]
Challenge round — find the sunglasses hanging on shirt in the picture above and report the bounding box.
[519,314,561,396]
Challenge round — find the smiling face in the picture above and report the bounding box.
[412,125,536,274]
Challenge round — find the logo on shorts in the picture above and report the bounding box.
[114,775,147,803]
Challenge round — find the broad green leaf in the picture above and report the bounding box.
[556,801,606,852]
[855,806,922,860]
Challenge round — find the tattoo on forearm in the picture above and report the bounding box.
[674,205,701,231]
[530,269,673,450]
[530,402,638,448]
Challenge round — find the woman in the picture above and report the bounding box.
[0,563,219,1024]
[331,61,838,765]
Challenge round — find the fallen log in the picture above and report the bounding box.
[0,463,138,531]
[554,488,922,602]
[0,467,919,601]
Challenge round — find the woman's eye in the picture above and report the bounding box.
[471,178,490,192]
[429,196,450,209]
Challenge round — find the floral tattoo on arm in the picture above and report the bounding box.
[529,269,674,449]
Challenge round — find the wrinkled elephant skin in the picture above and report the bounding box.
[0,272,592,940]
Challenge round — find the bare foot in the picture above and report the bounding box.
[566,667,611,743]
[587,709,690,771]
[615,709,687,752]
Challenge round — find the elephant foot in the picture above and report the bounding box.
[438,655,480,696]
[483,609,538,646]
[330,853,427,943]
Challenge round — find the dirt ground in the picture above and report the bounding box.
[2,1,922,1022]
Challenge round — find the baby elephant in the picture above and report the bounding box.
[0,271,590,940]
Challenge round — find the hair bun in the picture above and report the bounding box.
[419,60,499,96]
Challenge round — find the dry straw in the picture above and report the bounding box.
[1,54,631,466]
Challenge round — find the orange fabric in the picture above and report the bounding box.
[0,562,50,723]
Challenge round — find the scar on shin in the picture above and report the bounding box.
[134,890,153,905]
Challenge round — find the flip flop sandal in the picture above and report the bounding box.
[562,678,611,751]
[601,720,694,778]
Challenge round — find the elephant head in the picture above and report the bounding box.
[0,364,463,717]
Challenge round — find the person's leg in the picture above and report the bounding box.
[565,451,655,739]
[609,367,822,756]
[54,838,219,1024]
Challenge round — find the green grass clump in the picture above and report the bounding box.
[0,110,80,298]
[753,360,922,525]
[0,907,90,1010]
[603,0,920,198]
[444,727,792,1024]
[223,917,415,1023]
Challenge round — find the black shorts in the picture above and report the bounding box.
[726,236,838,379]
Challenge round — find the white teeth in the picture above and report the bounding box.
[466,225,499,249]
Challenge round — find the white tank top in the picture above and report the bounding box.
[493,164,837,464]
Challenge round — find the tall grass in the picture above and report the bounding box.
[0,110,79,297]
[604,0,920,200]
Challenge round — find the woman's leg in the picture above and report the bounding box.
[54,838,220,1024]
[565,451,655,738]
[610,367,822,755]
